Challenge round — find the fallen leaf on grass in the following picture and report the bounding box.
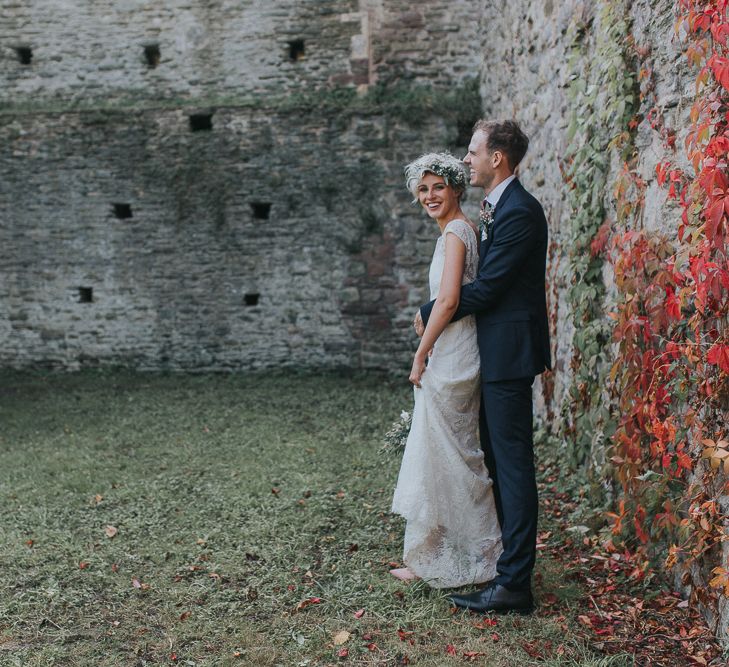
[522,640,552,657]
[397,628,414,642]
[337,648,349,658]
[354,608,365,619]
[104,525,118,539]
[463,651,486,660]
[364,642,378,651]
[295,597,323,612]
[79,561,90,570]
[333,630,350,645]
[179,611,191,621]
[446,644,457,656]
[473,618,497,629]
[132,578,150,590]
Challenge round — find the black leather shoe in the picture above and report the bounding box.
[448,582,534,614]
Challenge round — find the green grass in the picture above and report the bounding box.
[0,371,631,666]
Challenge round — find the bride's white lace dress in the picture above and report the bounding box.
[392,219,503,589]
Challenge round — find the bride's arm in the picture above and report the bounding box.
[409,233,466,387]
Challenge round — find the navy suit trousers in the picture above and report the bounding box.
[480,376,538,592]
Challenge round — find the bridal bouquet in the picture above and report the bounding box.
[381,410,412,454]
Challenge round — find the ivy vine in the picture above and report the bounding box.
[560,0,638,479]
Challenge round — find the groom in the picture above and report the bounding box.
[416,119,551,613]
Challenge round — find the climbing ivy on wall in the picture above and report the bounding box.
[562,0,729,616]
[560,0,637,475]
[605,0,729,609]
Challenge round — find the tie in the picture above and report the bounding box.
[479,199,494,240]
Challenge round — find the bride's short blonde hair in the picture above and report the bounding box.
[404,152,469,201]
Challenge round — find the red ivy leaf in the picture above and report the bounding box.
[709,54,729,91]
[707,343,729,373]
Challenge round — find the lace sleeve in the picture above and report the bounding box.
[444,219,478,282]
[443,219,473,245]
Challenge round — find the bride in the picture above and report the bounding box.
[391,152,502,588]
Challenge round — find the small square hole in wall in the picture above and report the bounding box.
[288,39,305,61]
[112,203,133,219]
[15,46,32,65]
[189,113,213,131]
[244,293,260,306]
[79,287,93,303]
[250,202,271,219]
[144,44,161,68]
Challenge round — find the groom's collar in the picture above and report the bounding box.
[485,174,517,208]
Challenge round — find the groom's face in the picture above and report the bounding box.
[464,130,496,191]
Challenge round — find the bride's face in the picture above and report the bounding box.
[417,173,458,221]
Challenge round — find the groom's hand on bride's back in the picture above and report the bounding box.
[413,311,425,337]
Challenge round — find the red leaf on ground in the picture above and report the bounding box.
[354,608,365,619]
[522,641,541,657]
[446,644,457,656]
[295,597,323,612]
[337,647,349,658]
[79,561,89,570]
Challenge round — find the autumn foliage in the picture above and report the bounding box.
[603,0,728,612]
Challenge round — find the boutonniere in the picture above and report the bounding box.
[479,202,494,241]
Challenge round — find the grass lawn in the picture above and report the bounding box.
[0,371,667,665]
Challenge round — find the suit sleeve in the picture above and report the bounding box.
[420,205,539,325]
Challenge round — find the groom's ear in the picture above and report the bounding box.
[492,150,504,168]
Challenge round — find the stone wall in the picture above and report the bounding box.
[0,0,482,371]
[475,0,694,417]
[0,105,479,370]
[0,0,481,109]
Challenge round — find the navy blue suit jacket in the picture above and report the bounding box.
[420,178,551,382]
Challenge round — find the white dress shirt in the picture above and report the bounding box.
[485,174,516,208]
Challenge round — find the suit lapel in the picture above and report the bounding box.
[493,178,520,217]
[480,179,520,265]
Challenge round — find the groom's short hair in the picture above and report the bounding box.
[473,120,529,171]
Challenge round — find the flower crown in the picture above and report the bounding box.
[404,152,469,197]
